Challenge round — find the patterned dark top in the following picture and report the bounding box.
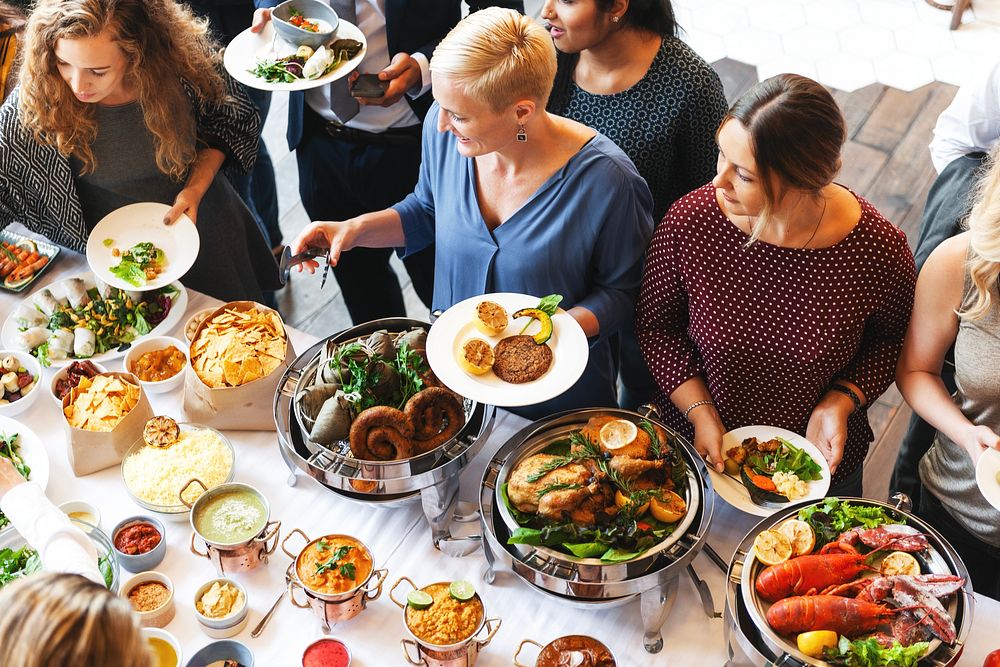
[549,37,727,221]
[636,184,916,481]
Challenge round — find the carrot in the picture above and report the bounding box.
[750,474,778,492]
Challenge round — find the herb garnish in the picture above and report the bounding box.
[315,545,356,579]
[525,433,601,483]
[536,483,583,498]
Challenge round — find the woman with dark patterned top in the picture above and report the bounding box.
[0,0,279,301]
[541,0,727,410]
[636,75,916,495]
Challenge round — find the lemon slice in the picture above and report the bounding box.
[753,529,793,566]
[777,519,816,557]
[797,630,838,658]
[880,551,920,576]
[599,419,638,451]
[615,489,649,515]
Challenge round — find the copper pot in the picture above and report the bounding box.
[513,636,618,667]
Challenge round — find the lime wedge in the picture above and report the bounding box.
[449,580,476,601]
[406,590,433,610]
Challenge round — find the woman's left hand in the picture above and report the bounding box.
[163,187,202,225]
[806,391,853,475]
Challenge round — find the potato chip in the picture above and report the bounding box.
[64,373,141,432]
[190,304,287,388]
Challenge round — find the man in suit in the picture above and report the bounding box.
[253,1,523,324]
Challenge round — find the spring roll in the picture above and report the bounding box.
[48,329,74,360]
[32,288,65,317]
[73,327,96,358]
[64,277,91,309]
[14,326,48,351]
[14,304,47,328]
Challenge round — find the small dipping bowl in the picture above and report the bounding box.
[49,360,108,406]
[302,637,352,667]
[143,628,182,667]
[122,335,188,395]
[58,500,101,531]
[111,515,166,572]
[193,577,249,638]
[0,350,42,417]
[185,639,254,667]
[272,0,338,49]
[123,571,175,628]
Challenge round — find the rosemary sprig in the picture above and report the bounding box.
[639,420,662,459]
[536,483,583,498]
[526,433,602,483]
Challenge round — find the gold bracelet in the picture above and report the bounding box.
[683,399,716,421]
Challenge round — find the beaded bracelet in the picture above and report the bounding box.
[683,399,716,421]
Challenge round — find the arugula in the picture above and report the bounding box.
[799,498,902,548]
[825,636,929,667]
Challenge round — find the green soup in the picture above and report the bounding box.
[194,489,267,544]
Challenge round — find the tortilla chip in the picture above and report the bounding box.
[190,304,287,388]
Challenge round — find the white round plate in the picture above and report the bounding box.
[223,19,367,92]
[86,203,199,291]
[711,425,832,517]
[426,292,588,408]
[0,416,49,533]
[1,274,188,368]
[975,448,1000,513]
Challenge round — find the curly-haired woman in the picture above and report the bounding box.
[0,0,279,301]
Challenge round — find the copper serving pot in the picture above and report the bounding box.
[281,529,387,629]
[183,480,280,576]
[514,635,618,667]
[390,576,501,667]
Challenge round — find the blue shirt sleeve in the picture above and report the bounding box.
[392,106,439,257]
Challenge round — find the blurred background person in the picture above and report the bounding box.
[0,1,27,100]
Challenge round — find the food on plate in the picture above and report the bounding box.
[0,432,29,529]
[64,375,140,432]
[196,581,244,619]
[192,489,267,544]
[457,338,494,375]
[286,7,330,32]
[753,529,792,566]
[404,581,484,646]
[0,239,51,290]
[131,345,186,382]
[492,334,553,383]
[795,630,838,659]
[0,543,113,590]
[143,416,180,448]
[776,519,816,558]
[724,436,823,505]
[250,39,363,84]
[512,307,553,345]
[474,300,508,336]
[127,580,170,612]
[880,551,920,577]
[504,416,689,563]
[535,636,616,667]
[114,521,162,555]
[147,635,178,666]
[0,355,35,404]
[122,426,233,507]
[190,306,286,388]
[296,535,372,595]
[109,241,165,287]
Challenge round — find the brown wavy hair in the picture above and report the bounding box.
[18,0,226,180]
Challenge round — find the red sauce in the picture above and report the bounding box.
[114,522,161,555]
[303,639,351,667]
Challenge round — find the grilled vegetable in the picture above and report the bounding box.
[512,308,553,344]
[741,464,788,504]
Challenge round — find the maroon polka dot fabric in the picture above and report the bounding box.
[636,184,916,482]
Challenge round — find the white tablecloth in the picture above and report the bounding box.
[1,247,996,666]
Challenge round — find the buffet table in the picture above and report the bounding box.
[2,247,997,666]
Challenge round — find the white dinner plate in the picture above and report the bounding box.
[975,447,1000,513]
[223,20,367,92]
[0,416,49,534]
[86,203,199,291]
[1,274,188,368]
[711,425,832,517]
[426,292,589,408]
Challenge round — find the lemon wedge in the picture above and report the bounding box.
[880,551,920,576]
[777,519,816,557]
[753,529,792,566]
[600,419,638,452]
[797,630,838,658]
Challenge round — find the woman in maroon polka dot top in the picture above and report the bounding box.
[636,74,916,495]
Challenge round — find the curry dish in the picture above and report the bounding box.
[296,535,373,596]
[405,582,484,646]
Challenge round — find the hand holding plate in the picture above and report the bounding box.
[162,187,200,226]
[251,8,272,33]
[958,423,1000,464]
[806,395,850,475]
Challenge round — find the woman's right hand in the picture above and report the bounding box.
[0,457,26,498]
[958,424,1000,463]
[251,8,271,33]
[289,220,357,273]
[690,407,726,473]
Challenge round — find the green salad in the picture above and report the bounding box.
[825,636,929,667]
[798,497,902,548]
[0,546,113,590]
[109,241,165,287]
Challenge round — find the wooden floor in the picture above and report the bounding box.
[262,58,958,499]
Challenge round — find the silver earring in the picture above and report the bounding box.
[611,15,620,23]
[516,124,527,142]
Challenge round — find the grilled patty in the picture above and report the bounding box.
[492,335,553,383]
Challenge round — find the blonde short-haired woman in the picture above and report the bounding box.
[291,7,654,418]
[0,573,149,667]
[897,143,1000,600]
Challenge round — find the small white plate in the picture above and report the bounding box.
[975,448,1000,513]
[86,203,199,291]
[426,292,589,408]
[223,19,367,92]
[0,416,49,533]
[711,425,832,517]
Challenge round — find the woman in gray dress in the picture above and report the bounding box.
[0,0,279,302]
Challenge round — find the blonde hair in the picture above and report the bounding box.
[959,144,1000,320]
[18,0,227,180]
[0,573,150,667]
[431,7,556,112]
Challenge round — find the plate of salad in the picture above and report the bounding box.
[0,418,49,535]
[85,202,199,291]
[712,425,830,517]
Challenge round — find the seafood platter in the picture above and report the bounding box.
[479,407,716,654]
[725,496,974,666]
[273,318,495,556]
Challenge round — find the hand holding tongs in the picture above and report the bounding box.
[278,245,332,288]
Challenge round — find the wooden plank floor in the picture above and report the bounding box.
[264,58,958,498]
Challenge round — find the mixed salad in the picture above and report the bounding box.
[107,241,165,288]
[0,545,113,590]
[724,436,823,504]
[250,39,363,84]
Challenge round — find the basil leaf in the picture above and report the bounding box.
[536,294,563,316]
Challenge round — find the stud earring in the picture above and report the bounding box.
[516,124,527,142]
[611,15,620,23]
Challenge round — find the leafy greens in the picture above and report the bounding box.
[825,636,929,667]
[109,242,164,288]
[798,497,902,548]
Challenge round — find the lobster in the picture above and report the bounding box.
[755,553,877,602]
[819,524,929,555]
[766,595,897,637]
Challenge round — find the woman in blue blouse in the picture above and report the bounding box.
[291,7,654,418]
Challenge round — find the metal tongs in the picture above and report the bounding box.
[278,246,331,288]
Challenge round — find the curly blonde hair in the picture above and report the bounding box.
[960,143,1000,320]
[18,0,226,180]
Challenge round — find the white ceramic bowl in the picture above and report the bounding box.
[123,571,175,628]
[49,360,108,406]
[122,335,188,394]
[0,350,41,417]
[143,627,183,667]
[58,500,101,530]
[193,577,249,638]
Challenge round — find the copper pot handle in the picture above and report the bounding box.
[178,478,208,509]
[400,639,426,666]
[258,520,282,555]
[364,567,388,601]
[189,532,210,559]
[475,617,502,649]
[280,527,311,559]
[286,579,310,609]
[388,576,416,609]
[513,638,544,667]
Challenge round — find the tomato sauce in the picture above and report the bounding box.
[114,521,162,555]
[302,638,351,667]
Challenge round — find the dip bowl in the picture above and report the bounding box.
[122,335,188,395]
[281,529,387,629]
[111,514,166,572]
[143,627,182,667]
[272,0,338,50]
[514,635,618,667]
[390,577,501,667]
[50,360,108,407]
[185,481,280,576]
[186,639,254,667]
[59,499,102,531]
[193,577,250,638]
[121,570,175,628]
